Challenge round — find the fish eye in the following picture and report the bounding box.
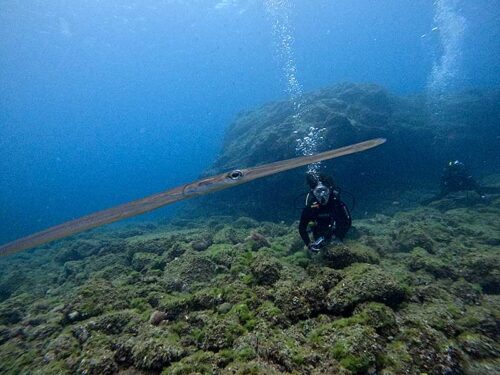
[228,170,243,180]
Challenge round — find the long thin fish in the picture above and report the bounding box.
[0,138,385,256]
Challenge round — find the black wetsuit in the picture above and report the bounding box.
[298,191,352,246]
[439,164,484,197]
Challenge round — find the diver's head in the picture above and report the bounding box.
[312,182,330,205]
[448,160,464,168]
[306,172,335,190]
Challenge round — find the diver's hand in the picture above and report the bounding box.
[308,243,320,253]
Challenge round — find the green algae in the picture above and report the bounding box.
[0,197,499,374]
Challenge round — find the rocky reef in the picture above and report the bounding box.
[0,190,499,374]
[186,83,500,221]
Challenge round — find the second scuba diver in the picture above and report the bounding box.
[299,173,352,252]
[423,160,487,204]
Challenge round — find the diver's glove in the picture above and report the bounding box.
[308,237,325,253]
[308,243,320,253]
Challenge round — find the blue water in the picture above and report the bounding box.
[1,0,499,244]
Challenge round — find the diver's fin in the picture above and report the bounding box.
[0,138,386,257]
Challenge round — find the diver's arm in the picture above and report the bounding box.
[298,209,312,246]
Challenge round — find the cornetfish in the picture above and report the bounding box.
[0,138,385,257]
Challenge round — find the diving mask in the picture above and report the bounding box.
[313,183,330,205]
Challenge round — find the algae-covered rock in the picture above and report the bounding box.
[0,174,499,375]
[407,247,457,279]
[62,278,129,323]
[393,325,463,375]
[198,316,246,351]
[0,270,27,301]
[87,310,141,335]
[462,252,500,293]
[45,333,79,361]
[326,264,406,313]
[77,349,117,375]
[126,235,177,256]
[131,252,165,272]
[458,332,500,359]
[163,251,218,292]
[250,254,282,285]
[245,231,271,251]
[321,242,380,269]
[131,337,184,370]
[213,226,247,245]
[330,324,381,373]
[273,281,314,322]
[0,325,10,345]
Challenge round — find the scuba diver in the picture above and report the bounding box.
[423,160,487,204]
[299,173,352,252]
[440,160,486,198]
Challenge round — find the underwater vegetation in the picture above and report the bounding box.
[0,189,499,374]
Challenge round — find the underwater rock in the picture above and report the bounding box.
[198,316,246,351]
[1,194,499,374]
[273,281,312,322]
[77,349,118,375]
[126,235,176,256]
[45,333,79,361]
[462,253,500,294]
[233,216,260,229]
[87,310,140,335]
[321,242,380,269]
[149,310,167,326]
[394,225,436,254]
[0,270,26,302]
[407,247,457,279]
[458,332,500,359]
[131,252,165,272]
[0,325,10,345]
[131,337,184,370]
[326,263,406,313]
[213,226,247,245]
[62,278,129,323]
[395,326,463,375]
[71,325,90,344]
[330,324,381,374]
[190,238,212,252]
[162,251,218,292]
[250,254,282,285]
[245,231,271,251]
[352,302,397,336]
